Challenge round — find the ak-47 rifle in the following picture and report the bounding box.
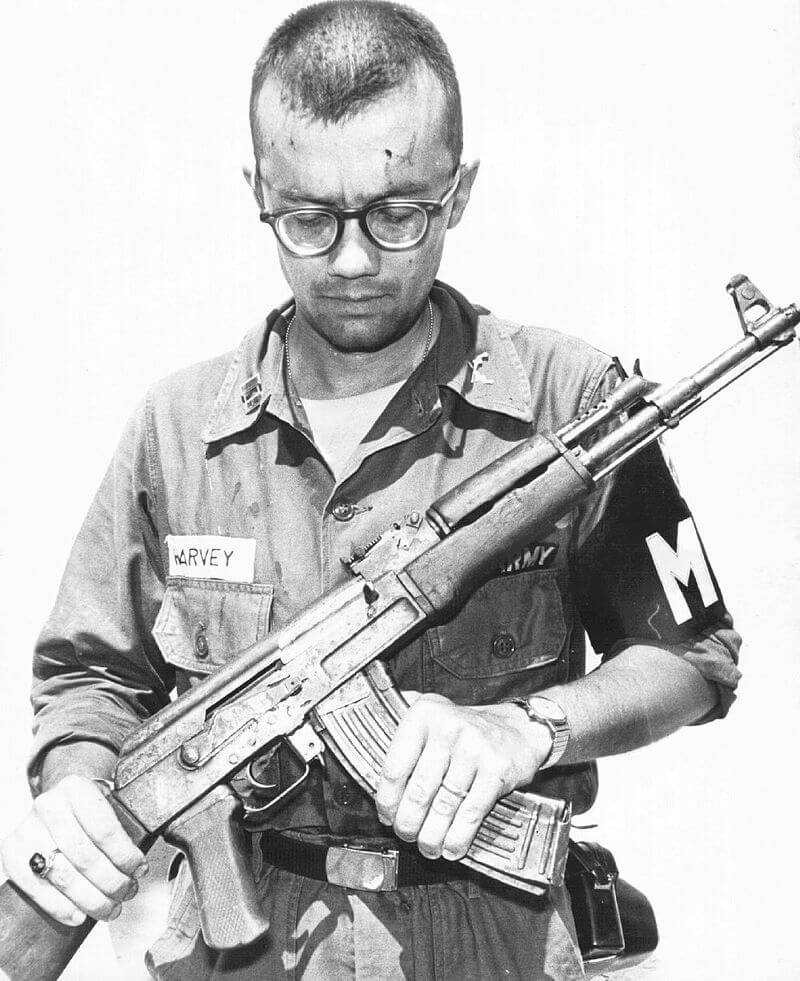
[0,276,796,981]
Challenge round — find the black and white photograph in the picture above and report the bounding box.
[0,2,798,979]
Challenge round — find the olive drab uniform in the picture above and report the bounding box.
[30,283,741,980]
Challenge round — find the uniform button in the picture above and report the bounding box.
[195,625,209,659]
[331,500,356,522]
[492,632,516,659]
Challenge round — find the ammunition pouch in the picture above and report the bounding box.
[565,841,658,969]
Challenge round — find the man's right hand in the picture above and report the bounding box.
[0,775,148,926]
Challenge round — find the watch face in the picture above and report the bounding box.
[528,696,567,724]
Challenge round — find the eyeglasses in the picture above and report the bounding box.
[259,170,461,257]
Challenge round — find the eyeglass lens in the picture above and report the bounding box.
[277,204,428,254]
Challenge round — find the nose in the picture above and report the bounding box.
[327,218,380,279]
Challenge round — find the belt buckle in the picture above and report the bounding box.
[325,844,399,891]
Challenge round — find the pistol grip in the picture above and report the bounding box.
[162,784,268,949]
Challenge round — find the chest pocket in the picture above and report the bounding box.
[153,578,274,691]
[429,570,568,703]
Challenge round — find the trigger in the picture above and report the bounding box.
[246,745,281,791]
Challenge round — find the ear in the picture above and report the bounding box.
[242,162,266,210]
[447,159,480,230]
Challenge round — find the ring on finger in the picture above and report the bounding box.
[29,848,61,879]
[440,781,469,800]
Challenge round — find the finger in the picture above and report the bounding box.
[391,740,450,843]
[33,790,138,904]
[416,760,477,859]
[62,779,148,878]
[1,818,87,927]
[375,710,429,823]
[43,848,125,922]
[441,770,505,861]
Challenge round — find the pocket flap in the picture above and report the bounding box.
[153,578,274,674]
[433,571,566,679]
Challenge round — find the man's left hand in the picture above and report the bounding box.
[375,693,552,862]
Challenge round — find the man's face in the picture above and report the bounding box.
[252,68,474,352]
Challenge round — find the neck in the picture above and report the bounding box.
[286,300,438,399]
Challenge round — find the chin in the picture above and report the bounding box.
[308,301,414,351]
[326,319,410,354]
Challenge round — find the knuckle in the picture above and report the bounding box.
[42,895,83,926]
[60,775,89,798]
[60,842,97,878]
[459,801,487,825]
[86,859,130,899]
[91,821,119,851]
[401,702,427,729]
[373,789,393,812]
[430,794,458,816]
[404,778,433,806]
[115,843,145,876]
[457,730,484,758]
[32,793,58,822]
[379,760,405,783]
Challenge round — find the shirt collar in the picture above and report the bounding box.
[201,282,532,444]
[201,301,292,443]
[432,282,533,424]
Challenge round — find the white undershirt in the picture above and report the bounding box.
[302,380,405,480]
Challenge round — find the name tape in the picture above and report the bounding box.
[166,535,256,583]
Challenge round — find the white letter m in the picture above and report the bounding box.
[645,518,718,625]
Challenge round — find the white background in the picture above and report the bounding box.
[1,2,798,978]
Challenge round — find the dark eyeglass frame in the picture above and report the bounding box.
[259,169,462,257]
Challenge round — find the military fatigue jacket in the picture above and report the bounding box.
[30,282,741,837]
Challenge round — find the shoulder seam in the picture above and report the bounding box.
[143,390,168,577]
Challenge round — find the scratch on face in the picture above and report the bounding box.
[647,604,662,639]
[232,481,242,504]
[394,131,417,167]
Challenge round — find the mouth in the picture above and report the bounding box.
[321,293,388,303]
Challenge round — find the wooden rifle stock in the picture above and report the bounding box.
[0,882,92,981]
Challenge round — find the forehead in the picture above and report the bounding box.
[253,70,455,205]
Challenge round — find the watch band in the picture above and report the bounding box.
[504,694,570,769]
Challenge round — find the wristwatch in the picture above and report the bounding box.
[504,694,570,769]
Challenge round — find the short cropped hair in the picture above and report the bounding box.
[250,1,462,162]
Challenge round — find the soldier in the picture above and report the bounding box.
[0,3,740,978]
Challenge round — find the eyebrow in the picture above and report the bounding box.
[273,179,438,207]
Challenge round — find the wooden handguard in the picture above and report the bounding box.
[313,662,572,894]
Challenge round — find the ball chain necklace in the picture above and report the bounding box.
[284,297,434,397]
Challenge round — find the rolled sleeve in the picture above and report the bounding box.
[673,614,742,721]
[29,399,174,794]
[605,613,742,723]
